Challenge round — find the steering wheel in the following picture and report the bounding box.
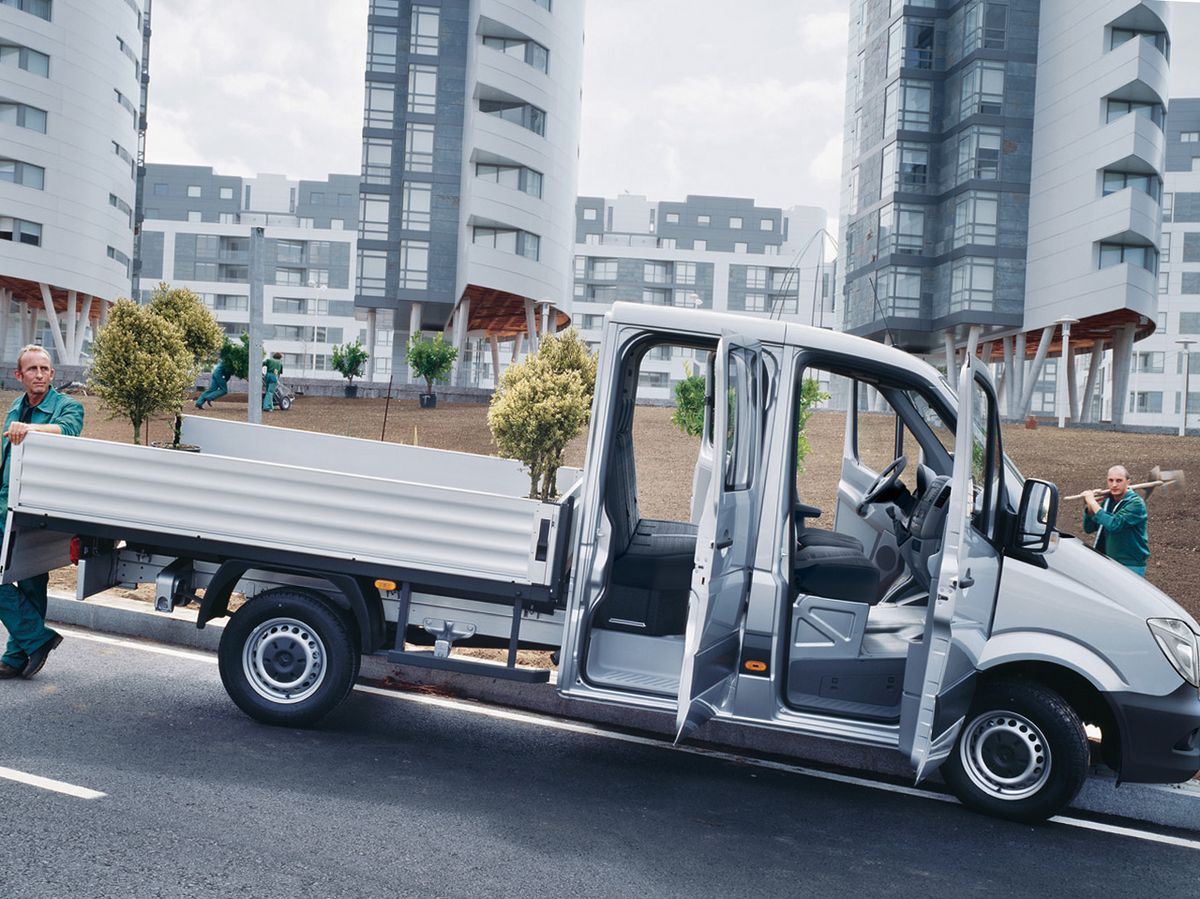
[856,454,908,516]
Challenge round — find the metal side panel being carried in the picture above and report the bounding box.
[6,433,562,588]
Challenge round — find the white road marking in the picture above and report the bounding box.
[60,627,1200,848]
[0,765,106,800]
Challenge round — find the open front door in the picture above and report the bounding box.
[675,335,763,741]
[899,357,1004,781]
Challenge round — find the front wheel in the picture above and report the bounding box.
[218,589,358,727]
[942,678,1090,823]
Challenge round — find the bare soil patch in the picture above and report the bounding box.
[17,389,1200,622]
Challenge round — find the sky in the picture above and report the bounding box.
[146,0,1200,220]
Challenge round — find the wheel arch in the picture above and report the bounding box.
[198,561,384,653]
[977,660,1122,774]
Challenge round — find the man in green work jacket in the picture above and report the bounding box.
[262,352,283,413]
[0,345,84,679]
[1082,464,1150,576]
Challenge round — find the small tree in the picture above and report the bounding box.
[219,333,250,381]
[148,283,224,443]
[88,299,193,444]
[489,329,598,501]
[407,333,457,396]
[331,340,370,385]
[671,363,828,469]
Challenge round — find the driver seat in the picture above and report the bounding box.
[793,502,864,553]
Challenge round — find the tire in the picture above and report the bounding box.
[279,395,292,411]
[218,588,358,727]
[942,678,1089,823]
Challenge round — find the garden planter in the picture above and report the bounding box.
[344,384,359,398]
[419,393,437,409]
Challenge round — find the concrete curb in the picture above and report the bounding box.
[46,592,1200,832]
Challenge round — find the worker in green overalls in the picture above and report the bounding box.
[263,351,284,413]
[195,358,231,409]
[0,345,84,679]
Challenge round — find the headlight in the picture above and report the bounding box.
[1147,619,1199,688]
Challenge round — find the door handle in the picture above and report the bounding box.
[955,569,975,589]
[715,533,733,550]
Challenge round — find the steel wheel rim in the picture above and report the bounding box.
[242,617,326,704]
[959,708,1052,801]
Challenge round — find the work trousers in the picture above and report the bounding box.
[262,373,278,411]
[196,380,228,407]
[0,573,54,668]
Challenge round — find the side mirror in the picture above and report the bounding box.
[1016,479,1058,553]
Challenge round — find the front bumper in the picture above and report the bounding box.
[1105,680,1200,784]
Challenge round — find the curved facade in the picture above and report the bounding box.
[355,0,584,385]
[0,0,143,363]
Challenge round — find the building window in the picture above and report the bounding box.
[403,124,433,173]
[480,99,546,136]
[0,42,49,77]
[676,262,697,285]
[482,36,549,73]
[0,101,46,133]
[186,211,202,223]
[1134,351,1164,374]
[953,191,998,247]
[644,261,670,284]
[1161,231,1171,263]
[957,126,1001,182]
[1106,98,1164,129]
[949,257,995,311]
[1181,312,1200,334]
[960,61,1004,118]
[879,203,926,254]
[401,182,431,231]
[364,83,395,129]
[729,216,743,229]
[472,227,539,261]
[0,158,43,189]
[531,0,551,10]
[367,26,399,73]
[217,186,233,201]
[363,137,394,183]
[886,143,929,191]
[1098,242,1158,273]
[877,266,923,316]
[885,80,932,133]
[476,163,543,198]
[693,239,706,251]
[697,214,710,225]
[1110,27,1169,58]
[406,64,437,115]
[590,258,618,280]
[746,266,767,289]
[665,212,679,224]
[964,0,1007,52]
[359,196,389,239]
[734,242,748,253]
[185,185,201,198]
[218,212,238,224]
[1129,391,1163,414]
[0,215,41,245]
[358,250,387,296]
[410,6,439,54]
[760,219,774,231]
[1101,169,1162,202]
[888,17,935,76]
[0,0,52,21]
[1182,132,1200,144]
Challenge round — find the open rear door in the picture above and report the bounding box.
[899,357,1004,782]
[676,335,763,741]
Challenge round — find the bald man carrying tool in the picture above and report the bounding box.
[1082,464,1150,576]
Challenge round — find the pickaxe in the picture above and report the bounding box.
[1065,466,1185,501]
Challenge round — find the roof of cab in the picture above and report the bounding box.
[604,302,946,386]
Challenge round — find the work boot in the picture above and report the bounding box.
[21,633,62,679]
[0,661,21,679]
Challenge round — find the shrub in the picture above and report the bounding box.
[489,329,598,501]
[407,333,457,395]
[148,283,224,368]
[88,299,193,444]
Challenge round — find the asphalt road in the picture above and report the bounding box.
[0,629,1197,899]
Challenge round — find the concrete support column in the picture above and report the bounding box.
[524,299,539,355]
[1079,339,1104,424]
[74,294,94,360]
[22,304,36,346]
[99,300,110,328]
[1013,332,1027,419]
[451,298,469,386]
[1109,323,1137,426]
[1066,345,1079,422]
[964,325,982,363]
[64,291,77,364]
[1018,326,1056,420]
[403,302,423,385]
[998,336,1015,416]
[943,330,956,375]
[365,309,377,379]
[489,334,502,388]
[38,284,70,364]
[511,334,524,361]
[0,289,10,362]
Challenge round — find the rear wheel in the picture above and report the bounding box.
[279,395,292,411]
[219,589,357,727]
[942,678,1089,823]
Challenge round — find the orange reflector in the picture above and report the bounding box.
[374,579,398,591]
[744,660,768,673]
[69,536,81,566]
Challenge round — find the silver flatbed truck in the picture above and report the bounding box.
[4,303,1198,822]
